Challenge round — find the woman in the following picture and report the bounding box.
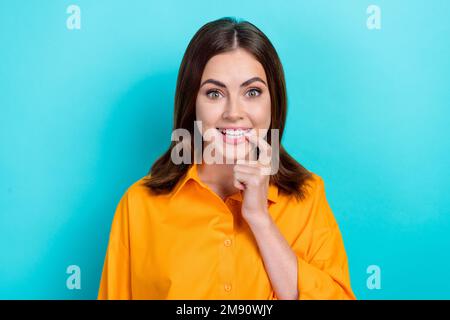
[98,17,356,300]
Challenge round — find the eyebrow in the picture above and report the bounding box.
[199,76,267,89]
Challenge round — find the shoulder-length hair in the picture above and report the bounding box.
[144,17,312,200]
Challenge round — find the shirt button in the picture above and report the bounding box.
[224,283,232,292]
[224,239,232,247]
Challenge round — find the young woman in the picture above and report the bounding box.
[98,17,356,300]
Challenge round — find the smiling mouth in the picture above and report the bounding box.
[215,127,251,145]
[216,128,251,137]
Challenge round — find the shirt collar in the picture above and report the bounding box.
[171,163,278,203]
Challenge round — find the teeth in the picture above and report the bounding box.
[219,128,251,137]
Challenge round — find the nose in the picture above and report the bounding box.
[222,96,244,121]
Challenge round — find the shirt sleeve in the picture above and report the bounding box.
[290,176,356,300]
[97,190,132,300]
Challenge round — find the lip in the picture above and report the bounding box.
[216,127,252,130]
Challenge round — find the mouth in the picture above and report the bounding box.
[216,127,252,144]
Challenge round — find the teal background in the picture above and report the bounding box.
[1,0,449,299]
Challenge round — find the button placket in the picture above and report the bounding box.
[217,199,236,297]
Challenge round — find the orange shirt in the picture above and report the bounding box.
[98,163,356,300]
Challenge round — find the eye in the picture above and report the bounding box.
[246,88,262,98]
[206,89,223,100]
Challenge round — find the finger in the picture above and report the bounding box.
[234,170,260,187]
[235,164,271,179]
[235,158,258,167]
[244,129,260,148]
[245,130,272,166]
[233,178,245,190]
[234,163,261,175]
[260,164,272,176]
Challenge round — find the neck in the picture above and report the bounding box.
[197,163,240,201]
[197,163,235,185]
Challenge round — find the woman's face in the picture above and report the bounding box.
[196,48,271,162]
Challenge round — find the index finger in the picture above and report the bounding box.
[245,129,272,166]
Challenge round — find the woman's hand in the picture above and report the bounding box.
[233,132,273,226]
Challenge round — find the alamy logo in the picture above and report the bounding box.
[366,265,381,290]
[66,265,81,290]
[367,5,381,30]
[66,5,81,30]
[170,122,280,175]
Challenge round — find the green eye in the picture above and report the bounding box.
[247,88,261,97]
[206,90,222,99]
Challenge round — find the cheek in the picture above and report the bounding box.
[250,97,271,128]
[195,99,222,128]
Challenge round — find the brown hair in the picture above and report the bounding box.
[144,17,313,200]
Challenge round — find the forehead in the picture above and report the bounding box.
[201,48,267,84]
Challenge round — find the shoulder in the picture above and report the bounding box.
[120,175,158,204]
[127,175,151,193]
[288,171,336,221]
[274,171,328,208]
[308,171,325,189]
[299,171,327,202]
[112,175,170,221]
